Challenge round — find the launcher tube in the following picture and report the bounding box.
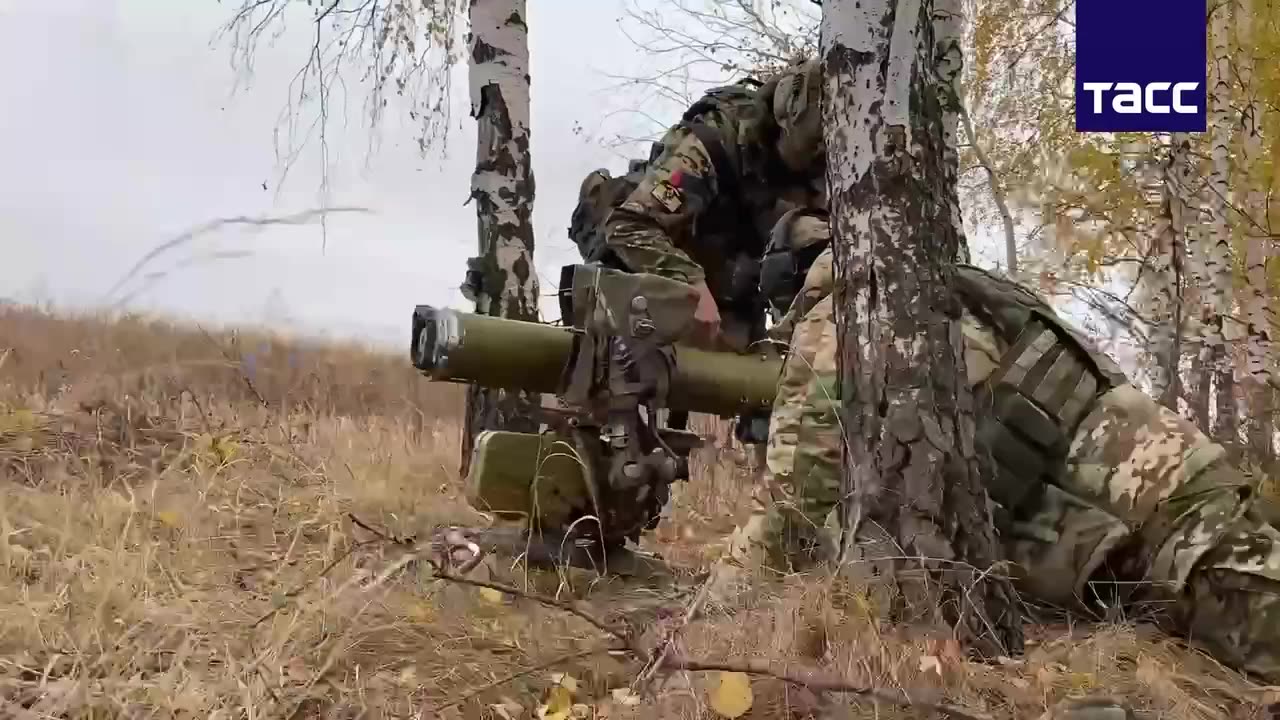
[410,305,782,417]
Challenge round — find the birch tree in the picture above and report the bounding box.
[216,0,542,469]
[821,0,1024,656]
[1143,134,1194,410]
[1235,0,1277,465]
[457,0,541,475]
[1205,0,1240,450]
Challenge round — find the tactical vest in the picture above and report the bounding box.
[759,241,1130,532]
[950,264,1130,530]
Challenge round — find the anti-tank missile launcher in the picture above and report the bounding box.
[409,263,782,570]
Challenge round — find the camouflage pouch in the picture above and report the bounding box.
[556,263,699,414]
[567,158,652,264]
[953,264,1128,523]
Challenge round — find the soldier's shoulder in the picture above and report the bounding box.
[952,263,1128,384]
[952,263,1053,319]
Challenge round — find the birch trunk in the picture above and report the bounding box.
[1190,348,1213,434]
[1147,135,1192,409]
[822,0,1024,657]
[1235,0,1276,464]
[1176,145,1212,433]
[933,0,971,266]
[1206,2,1239,450]
[459,0,541,477]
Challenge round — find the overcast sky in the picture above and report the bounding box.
[1,0,1014,353]
[0,0,706,348]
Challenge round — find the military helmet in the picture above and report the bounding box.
[770,57,823,173]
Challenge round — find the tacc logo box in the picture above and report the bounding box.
[1075,0,1208,133]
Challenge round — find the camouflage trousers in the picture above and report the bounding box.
[721,292,1280,685]
[723,292,843,574]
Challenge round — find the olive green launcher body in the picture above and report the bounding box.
[409,304,783,553]
[410,305,782,417]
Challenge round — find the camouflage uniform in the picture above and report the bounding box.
[598,63,827,354]
[730,215,1280,684]
[598,58,1280,683]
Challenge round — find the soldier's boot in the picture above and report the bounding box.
[710,439,844,605]
[708,443,793,604]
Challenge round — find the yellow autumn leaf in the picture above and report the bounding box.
[537,684,573,720]
[155,510,182,528]
[211,435,239,463]
[549,672,578,694]
[478,587,506,604]
[1068,671,1097,690]
[0,408,38,433]
[708,671,753,718]
[407,600,435,623]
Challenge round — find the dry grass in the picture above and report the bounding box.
[0,304,1274,719]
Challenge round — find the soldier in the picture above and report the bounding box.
[581,57,1280,685]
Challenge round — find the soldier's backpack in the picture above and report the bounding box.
[566,78,770,266]
[567,158,651,264]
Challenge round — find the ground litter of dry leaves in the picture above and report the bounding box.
[1,304,1276,720]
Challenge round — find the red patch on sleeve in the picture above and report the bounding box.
[669,169,684,188]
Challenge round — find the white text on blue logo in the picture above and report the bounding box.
[1080,82,1201,114]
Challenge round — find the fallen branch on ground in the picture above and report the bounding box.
[344,513,995,720]
[630,570,713,693]
[429,645,627,715]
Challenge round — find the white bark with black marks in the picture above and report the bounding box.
[461,0,541,476]
[1234,0,1275,463]
[1145,135,1192,409]
[822,0,1024,657]
[933,0,971,266]
[1206,1,1238,448]
[466,0,539,322]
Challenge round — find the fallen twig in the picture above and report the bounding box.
[430,570,625,639]
[428,645,626,715]
[347,511,415,545]
[345,512,994,720]
[664,655,993,720]
[249,537,376,629]
[630,571,713,692]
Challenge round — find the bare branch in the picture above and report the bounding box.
[103,207,369,309]
[341,515,996,720]
[212,0,466,206]
[957,101,1019,275]
[597,0,819,147]
[660,655,993,720]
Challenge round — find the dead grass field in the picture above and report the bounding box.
[0,304,1276,719]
